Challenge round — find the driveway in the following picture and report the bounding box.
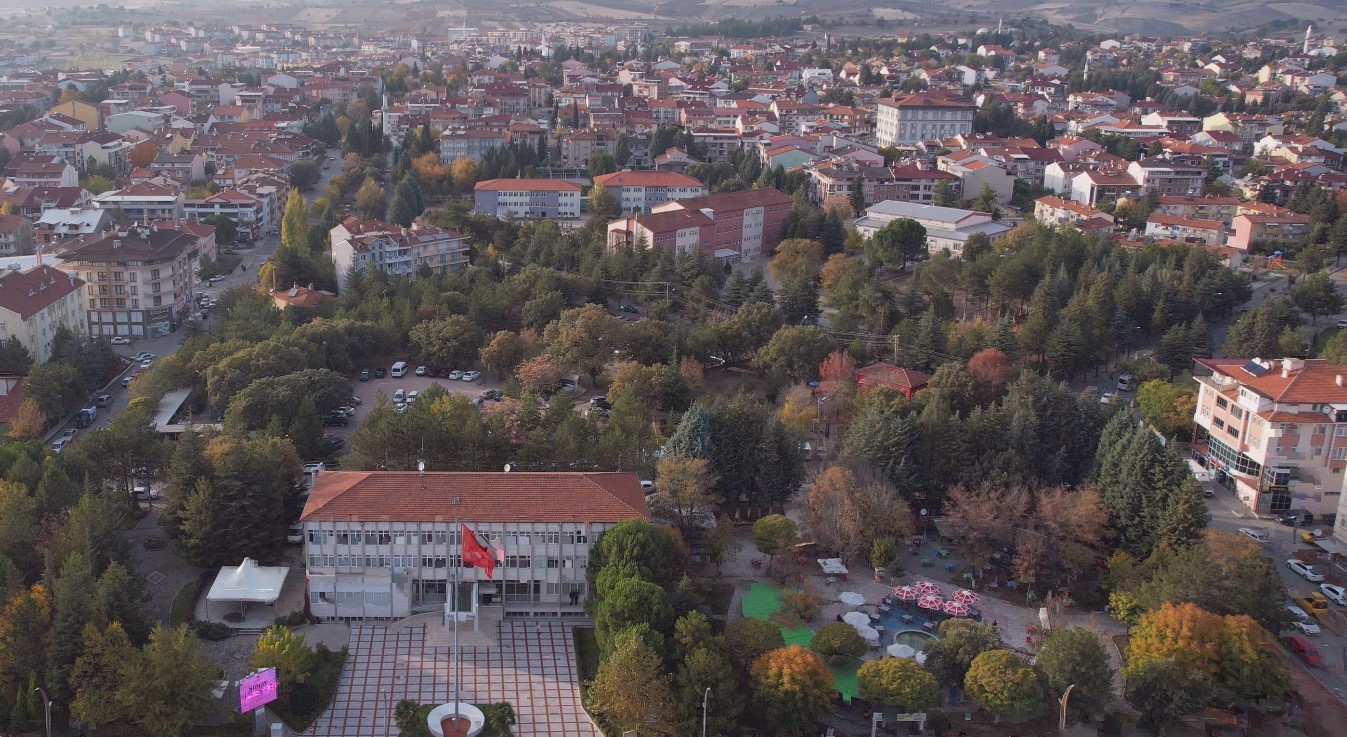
[307,622,597,737]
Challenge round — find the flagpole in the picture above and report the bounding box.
[454,516,461,719]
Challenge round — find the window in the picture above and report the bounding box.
[1214,418,1225,429]
[1226,426,1239,438]
[336,556,351,567]
[421,532,435,545]
[394,533,411,545]
[434,531,448,544]
[1216,397,1229,409]
[1230,407,1243,419]
[546,558,560,569]
[1333,447,1347,460]
[336,532,353,545]
[505,555,532,569]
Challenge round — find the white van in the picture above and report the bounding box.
[391,361,408,378]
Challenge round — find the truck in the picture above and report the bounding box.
[1294,592,1330,618]
[74,405,97,428]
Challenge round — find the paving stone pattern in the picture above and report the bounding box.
[306,622,597,737]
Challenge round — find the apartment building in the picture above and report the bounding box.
[1228,212,1312,251]
[875,94,976,148]
[1033,195,1114,229]
[183,189,270,239]
[1127,158,1206,197]
[649,188,792,262]
[592,171,707,214]
[856,201,1012,258]
[329,217,470,293]
[1193,357,1347,518]
[299,471,649,621]
[1144,214,1226,246]
[94,181,184,221]
[0,265,87,364]
[438,129,509,163]
[1155,195,1240,224]
[473,179,582,220]
[54,223,199,339]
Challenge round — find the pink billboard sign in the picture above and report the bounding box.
[239,668,278,712]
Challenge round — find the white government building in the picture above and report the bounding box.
[299,470,650,622]
[856,200,1013,258]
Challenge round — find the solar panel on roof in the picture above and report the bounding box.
[1242,360,1270,377]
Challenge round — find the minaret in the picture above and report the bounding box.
[997,17,1003,35]
[1083,53,1090,83]
[1304,25,1312,55]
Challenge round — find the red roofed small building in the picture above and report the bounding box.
[299,471,649,620]
[853,362,931,399]
[271,283,337,312]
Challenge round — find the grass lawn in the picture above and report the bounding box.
[199,255,242,280]
[272,645,348,732]
[1312,326,1341,357]
[168,580,201,626]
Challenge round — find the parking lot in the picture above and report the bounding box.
[325,366,510,438]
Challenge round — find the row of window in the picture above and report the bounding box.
[315,590,392,606]
[309,530,588,546]
[308,554,585,570]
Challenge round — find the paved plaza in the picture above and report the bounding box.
[305,621,598,737]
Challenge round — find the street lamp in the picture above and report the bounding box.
[701,686,711,737]
[1058,683,1076,734]
[31,685,51,737]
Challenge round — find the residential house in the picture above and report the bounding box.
[184,189,270,240]
[95,181,183,221]
[1144,214,1227,246]
[1033,195,1114,229]
[1228,212,1312,251]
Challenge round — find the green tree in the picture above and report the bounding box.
[1036,627,1114,717]
[280,189,311,253]
[751,514,798,567]
[594,577,674,653]
[588,519,682,592]
[1136,380,1197,438]
[753,325,834,388]
[0,336,33,375]
[201,214,237,245]
[1126,658,1212,735]
[865,218,927,270]
[810,622,868,665]
[249,625,314,699]
[724,618,786,670]
[589,184,618,218]
[972,183,1000,216]
[750,646,835,736]
[409,315,484,370]
[588,628,674,733]
[964,650,1046,724]
[355,177,387,221]
[674,645,742,737]
[123,624,217,737]
[542,305,624,385]
[69,622,136,728]
[288,395,324,459]
[91,561,150,646]
[0,585,51,703]
[932,179,958,207]
[924,619,1002,686]
[856,657,941,712]
[588,152,617,176]
[46,553,95,706]
[479,330,534,379]
[1290,271,1345,325]
[289,160,321,191]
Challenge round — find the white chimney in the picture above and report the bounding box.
[1337,374,1343,387]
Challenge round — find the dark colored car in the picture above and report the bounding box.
[1277,510,1314,526]
[619,304,640,314]
[323,414,349,427]
[374,367,387,378]
[359,369,371,381]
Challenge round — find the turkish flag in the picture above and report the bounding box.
[462,524,496,578]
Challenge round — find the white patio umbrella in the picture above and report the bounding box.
[855,625,880,642]
[887,643,917,659]
[842,611,871,627]
[839,591,865,606]
[915,652,928,665]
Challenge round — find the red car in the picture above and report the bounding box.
[1287,635,1323,667]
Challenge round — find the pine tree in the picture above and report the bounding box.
[46,553,94,706]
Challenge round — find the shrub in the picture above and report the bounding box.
[811,622,867,665]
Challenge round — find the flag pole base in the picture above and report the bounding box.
[427,703,485,737]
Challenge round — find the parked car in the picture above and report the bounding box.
[286,525,304,544]
[51,438,68,454]
[133,485,160,500]
[93,394,114,407]
[1320,584,1347,606]
[1238,528,1270,543]
[1288,559,1325,582]
[302,462,325,474]
[1294,619,1322,635]
[407,390,419,403]
[1277,510,1314,526]
[1099,391,1115,405]
[1337,319,1347,329]
[415,365,428,376]
[461,370,481,382]
[393,389,406,403]
[131,351,154,362]
[139,359,153,369]
[350,395,362,405]
[110,336,130,345]
[1116,373,1135,391]
[374,367,387,378]
[619,304,640,314]
[359,369,371,381]
[121,375,134,387]
[323,414,349,427]
[590,395,611,411]
[1287,635,1324,666]
[447,370,464,380]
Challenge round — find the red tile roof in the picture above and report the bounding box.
[300,471,650,523]
[1195,357,1347,403]
[854,362,932,390]
[592,171,703,188]
[473,178,581,192]
[0,265,84,320]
